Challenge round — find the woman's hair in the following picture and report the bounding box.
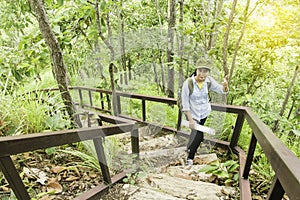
[189,69,197,77]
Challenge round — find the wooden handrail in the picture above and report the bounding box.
[245,108,300,200]
[2,87,300,200]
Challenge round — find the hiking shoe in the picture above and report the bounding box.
[185,159,193,166]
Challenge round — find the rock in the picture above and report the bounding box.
[194,153,219,165]
[121,184,185,200]
[166,165,214,182]
[138,173,236,200]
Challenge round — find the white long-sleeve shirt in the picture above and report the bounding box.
[181,75,227,121]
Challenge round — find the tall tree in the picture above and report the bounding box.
[222,0,238,76]
[28,0,81,127]
[178,0,185,89]
[272,65,299,132]
[229,0,259,84]
[167,0,176,98]
[94,0,115,62]
[207,0,223,51]
[155,0,167,93]
[117,0,128,85]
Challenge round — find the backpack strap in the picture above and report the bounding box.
[206,76,212,90]
[187,77,194,95]
[187,76,212,95]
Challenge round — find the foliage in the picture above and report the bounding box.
[59,147,101,171]
[0,90,72,136]
[199,159,239,186]
[123,171,145,185]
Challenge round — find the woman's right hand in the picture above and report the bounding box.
[189,120,196,130]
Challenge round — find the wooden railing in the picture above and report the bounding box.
[1,86,300,200]
[0,111,141,200]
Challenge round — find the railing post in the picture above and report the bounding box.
[116,94,121,115]
[266,176,284,200]
[243,132,257,179]
[89,115,111,184]
[93,137,112,184]
[176,109,182,131]
[142,99,146,121]
[107,94,111,111]
[100,92,104,110]
[88,90,93,107]
[78,88,83,108]
[0,156,31,200]
[131,128,139,159]
[230,112,245,150]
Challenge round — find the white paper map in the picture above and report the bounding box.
[181,120,216,135]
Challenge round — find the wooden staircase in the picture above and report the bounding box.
[103,128,238,199]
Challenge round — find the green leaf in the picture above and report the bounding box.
[292,129,300,136]
[233,173,239,181]
[58,0,64,6]
[198,165,219,174]
[228,163,239,173]
[215,170,229,178]
[123,178,128,183]
[45,147,56,155]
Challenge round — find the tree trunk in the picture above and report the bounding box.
[208,0,223,50]
[222,0,238,76]
[159,50,166,94]
[229,0,261,84]
[95,0,115,62]
[178,0,185,90]
[167,0,176,98]
[109,63,118,116]
[229,0,250,84]
[272,65,299,132]
[95,37,105,79]
[152,56,161,93]
[128,57,132,80]
[117,1,127,85]
[155,0,166,94]
[287,99,295,120]
[28,0,81,127]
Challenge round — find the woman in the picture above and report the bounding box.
[181,65,228,166]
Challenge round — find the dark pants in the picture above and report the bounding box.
[187,117,207,160]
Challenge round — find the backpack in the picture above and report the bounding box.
[177,76,211,110]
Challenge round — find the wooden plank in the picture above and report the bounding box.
[0,124,134,157]
[235,147,252,200]
[211,103,246,114]
[93,138,111,184]
[100,92,104,109]
[73,111,136,124]
[243,133,257,179]
[266,176,284,200]
[230,113,245,149]
[131,128,139,157]
[73,171,129,200]
[245,108,300,200]
[142,99,146,121]
[116,95,121,115]
[176,109,182,131]
[78,89,83,107]
[88,90,93,106]
[74,174,124,200]
[0,156,31,200]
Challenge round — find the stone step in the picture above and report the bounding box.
[121,184,185,200]
[121,173,236,200]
